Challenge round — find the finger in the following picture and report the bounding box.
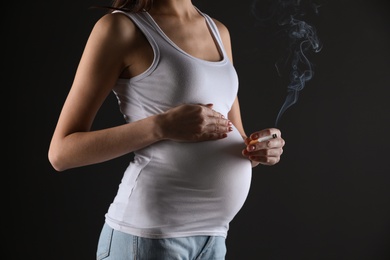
[204,123,232,134]
[242,148,281,165]
[248,147,284,157]
[198,132,228,141]
[205,118,233,133]
[249,128,282,141]
[247,137,285,151]
[248,133,277,145]
[199,104,226,120]
[209,108,225,119]
[250,155,281,166]
[214,116,233,128]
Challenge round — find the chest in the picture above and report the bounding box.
[151,16,223,62]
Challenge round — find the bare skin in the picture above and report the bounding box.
[48,0,284,172]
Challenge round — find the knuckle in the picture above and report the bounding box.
[211,133,219,139]
[194,125,203,134]
[263,129,273,136]
[265,159,274,165]
[195,105,204,115]
[265,157,274,164]
[197,117,206,125]
[195,133,203,140]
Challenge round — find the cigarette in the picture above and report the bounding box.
[249,133,277,145]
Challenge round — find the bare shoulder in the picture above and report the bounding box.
[89,12,140,46]
[211,18,231,40]
[211,17,233,60]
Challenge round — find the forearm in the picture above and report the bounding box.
[49,115,162,172]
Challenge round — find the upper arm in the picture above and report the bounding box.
[53,13,138,137]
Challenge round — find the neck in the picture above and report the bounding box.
[149,0,196,18]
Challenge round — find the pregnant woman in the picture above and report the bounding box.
[48,0,285,259]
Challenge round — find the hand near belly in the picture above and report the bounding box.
[156,103,233,142]
[242,128,285,166]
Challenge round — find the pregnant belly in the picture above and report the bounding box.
[130,128,253,226]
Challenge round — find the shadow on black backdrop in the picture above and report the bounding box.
[8,0,389,259]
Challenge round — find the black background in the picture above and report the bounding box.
[7,0,390,259]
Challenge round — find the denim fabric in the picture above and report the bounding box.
[96,223,226,260]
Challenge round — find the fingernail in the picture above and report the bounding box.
[228,127,233,132]
[247,145,255,151]
[228,121,232,126]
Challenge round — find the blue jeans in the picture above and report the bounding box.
[96,223,227,260]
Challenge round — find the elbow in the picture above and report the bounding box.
[48,148,67,172]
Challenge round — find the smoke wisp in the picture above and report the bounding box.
[251,0,323,127]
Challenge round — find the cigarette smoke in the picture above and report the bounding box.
[251,0,323,127]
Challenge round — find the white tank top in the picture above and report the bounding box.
[105,8,252,239]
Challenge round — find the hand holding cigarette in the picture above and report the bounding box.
[242,129,285,167]
[249,133,277,145]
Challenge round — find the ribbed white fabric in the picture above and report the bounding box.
[105,8,252,239]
